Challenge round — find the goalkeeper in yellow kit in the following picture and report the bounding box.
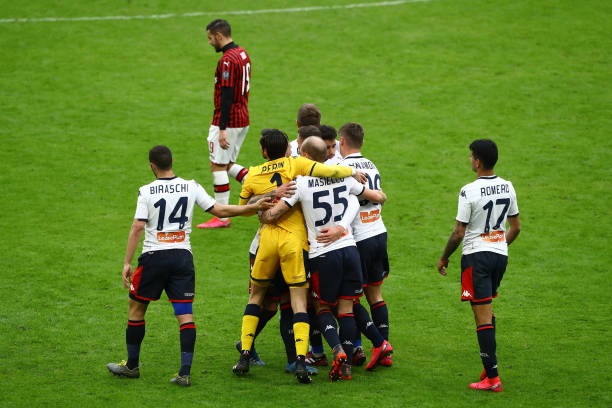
[232,129,365,384]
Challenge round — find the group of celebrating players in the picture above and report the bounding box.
[107,18,520,394]
[106,19,393,387]
[227,107,394,385]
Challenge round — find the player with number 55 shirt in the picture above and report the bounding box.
[260,135,388,381]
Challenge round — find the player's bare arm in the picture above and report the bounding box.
[247,181,297,204]
[316,225,348,245]
[259,200,291,224]
[437,220,467,276]
[506,215,521,246]
[211,196,273,218]
[359,188,387,204]
[122,219,145,288]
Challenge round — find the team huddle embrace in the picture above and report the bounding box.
[107,19,520,393]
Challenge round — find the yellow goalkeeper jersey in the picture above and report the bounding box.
[239,156,354,243]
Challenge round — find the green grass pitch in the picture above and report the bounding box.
[0,1,610,407]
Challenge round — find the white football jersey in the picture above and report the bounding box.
[334,140,342,161]
[341,154,387,241]
[290,139,342,162]
[134,177,216,252]
[284,175,363,258]
[456,175,519,256]
[289,139,300,157]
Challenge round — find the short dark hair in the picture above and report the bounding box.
[260,128,289,160]
[149,145,173,170]
[319,124,337,141]
[338,122,364,149]
[296,103,321,127]
[206,19,231,37]
[470,139,498,169]
[297,125,321,140]
[300,136,327,163]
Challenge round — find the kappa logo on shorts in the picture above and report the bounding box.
[462,290,473,299]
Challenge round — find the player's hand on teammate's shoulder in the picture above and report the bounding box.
[275,181,296,199]
[352,170,367,184]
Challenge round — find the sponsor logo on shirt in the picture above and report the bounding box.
[480,230,504,243]
[157,230,186,243]
[360,209,380,223]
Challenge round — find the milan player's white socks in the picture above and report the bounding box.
[212,171,230,220]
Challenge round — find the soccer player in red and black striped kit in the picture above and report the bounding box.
[198,19,251,229]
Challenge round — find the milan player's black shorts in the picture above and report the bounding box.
[129,249,195,303]
[309,246,363,306]
[460,251,508,304]
[356,232,389,286]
